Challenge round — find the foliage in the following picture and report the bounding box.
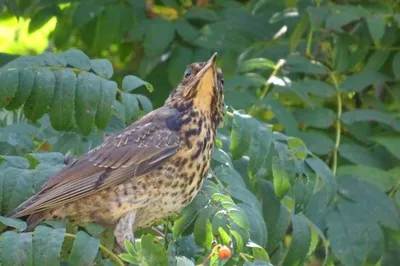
[1,0,400,265]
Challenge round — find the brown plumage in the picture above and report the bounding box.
[7,53,224,251]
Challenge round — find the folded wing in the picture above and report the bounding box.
[8,107,181,218]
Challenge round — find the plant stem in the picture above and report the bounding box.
[239,252,249,261]
[202,244,221,265]
[330,72,342,176]
[64,233,125,266]
[259,59,285,100]
[306,29,314,57]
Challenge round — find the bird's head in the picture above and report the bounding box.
[165,53,224,128]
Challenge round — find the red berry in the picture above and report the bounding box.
[218,246,231,260]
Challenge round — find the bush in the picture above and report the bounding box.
[0,0,400,265]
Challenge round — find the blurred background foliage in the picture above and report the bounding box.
[1,0,400,265]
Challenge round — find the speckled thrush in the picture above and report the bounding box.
[7,53,224,251]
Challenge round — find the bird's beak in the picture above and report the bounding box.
[196,52,217,79]
[189,52,218,93]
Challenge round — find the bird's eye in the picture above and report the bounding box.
[221,78,224,85]
[184,69,192,78]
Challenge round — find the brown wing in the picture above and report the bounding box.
[8,107,181,218]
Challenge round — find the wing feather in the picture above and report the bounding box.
[8,107,181,218]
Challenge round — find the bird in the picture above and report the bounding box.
[7,53,224,251]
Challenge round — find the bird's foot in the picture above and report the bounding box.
[115,234,136,254]
[114,210,137,254]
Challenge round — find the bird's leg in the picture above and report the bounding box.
[114,210,137,253]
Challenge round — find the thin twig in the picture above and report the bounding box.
[330,72,342,176]
[202,244,221,265]
[259,59,285,100]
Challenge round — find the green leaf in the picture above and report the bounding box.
[135,94,153,113]
[90,59,113,79]
[231,224,248,252]
[168,45,193,86]
[0,155,30,169]
[95,79,117,129]
[212,210,230,242]
[0,68,19,108]
[184,7,220,22]
[297,131,334,156]
[49,69,76,131]
[364,50,390,72]
[72,0,104,28]
[24,68,55,121]
[259,180,281,234]
[272,156,291,199]
[239,204,268,247]
[292,178,313,214]
[5,68,34,110]
[94,5,121,51]
[84,223,105,237]
[327,200,384,266]
[26,152,65,166]
[265,98,299,135]
[339,143,384,168]
[289,80,335,98]
[333,35,350,72]
[228,185,262,213]
[173,194,207,238]
[68,231,100,266]
[294,108,336,129]
[212,148,233,167]
[0,231,33,266]
[53,18,73,50]
[75,72,101,135]
[338,176,400,230]
[392,52,400,78]
[28,6,58,33]
[340,71,390,93]
[141,234,169,266]
[121,92,139,124]
[33,226,66,266]
[247,242,270,262]
[366,15,385,46]
[225,74,266,90]
[290,14,309,53]
[122,75,153,93]
[337,165,397,192]
[307,6,330,29]
[248,123,273,176]
[176,256,195,266]
[282,213,311,266]
[244,260,273,266]
[238,58,275,73]
[341,109,400,131]
[214,165,245,187]
[227,207,249,231]
[0,215,27,231]
[305,157,337,202]
[212,193,235,206]
[372,136,400,159]
[284,55,328,74]
[120,253,140,265]
[267,203,290,252]
[144,19,175,56]
[194,206,216,250]
[325,6,367,32]
[59,49,91,71]
[230,110,252,159]
[2,167,35,214]
[175,20,198,43]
